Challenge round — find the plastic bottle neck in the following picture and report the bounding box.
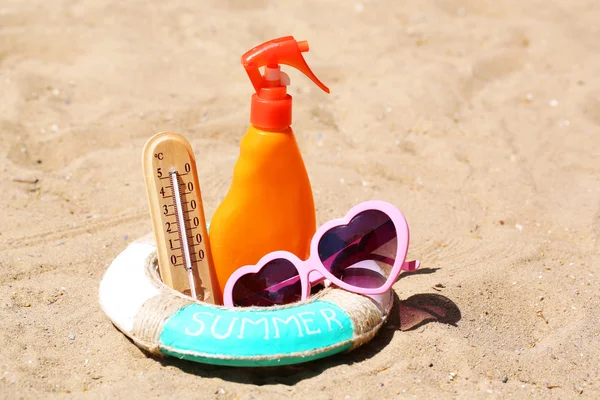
[250,88,292,130]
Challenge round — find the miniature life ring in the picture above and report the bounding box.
[99,235,393,367]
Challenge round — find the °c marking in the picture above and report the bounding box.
[154,152,164,160]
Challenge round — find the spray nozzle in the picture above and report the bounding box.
[241,36,330,130]
[241,36,330,95]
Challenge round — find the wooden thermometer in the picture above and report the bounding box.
[142,132,221,304]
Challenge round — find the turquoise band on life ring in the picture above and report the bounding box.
[99,235,392,367]
[159,298,354,366]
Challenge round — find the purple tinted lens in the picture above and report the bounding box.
[338,266,387,289]
[232,259,302,307]
[318,210,397,288]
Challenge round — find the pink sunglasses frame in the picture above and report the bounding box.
[223,200,420,307]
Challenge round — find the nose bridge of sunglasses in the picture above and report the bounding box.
[308,270,325,284]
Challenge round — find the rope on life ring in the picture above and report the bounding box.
[99,234,393,367]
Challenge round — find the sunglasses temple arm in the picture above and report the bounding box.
[402,259,420,272]
[262,275,301,293]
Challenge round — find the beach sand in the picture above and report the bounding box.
[1,0,599,398]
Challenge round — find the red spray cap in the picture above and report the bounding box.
[241,36,330,130]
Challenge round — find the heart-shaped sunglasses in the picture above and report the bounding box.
[223,200,420,307]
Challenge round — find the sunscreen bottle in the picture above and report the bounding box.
[210,36,330,295]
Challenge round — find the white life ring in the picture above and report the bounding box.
[99,235,393,367]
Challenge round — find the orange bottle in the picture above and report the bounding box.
[210,36,330,295]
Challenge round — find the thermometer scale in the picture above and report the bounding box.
[142,132,220,304]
